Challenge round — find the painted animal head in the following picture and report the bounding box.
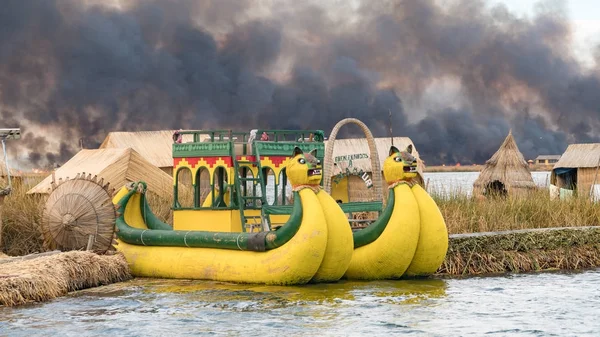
[383,145,418,183]
[286,147,322,186]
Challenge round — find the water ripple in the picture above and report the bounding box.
[1,269,600,336]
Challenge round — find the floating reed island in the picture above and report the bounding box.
[0,251,131,307]
[438,226,600,276]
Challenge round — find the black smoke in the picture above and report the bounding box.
[0,0,598,167]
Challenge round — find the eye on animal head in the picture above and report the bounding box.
[292,147,320,166]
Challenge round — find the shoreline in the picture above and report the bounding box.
[436,226,600,277]
[2,226,599,307]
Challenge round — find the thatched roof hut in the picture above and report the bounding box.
[550,143,600,197]
[473,130,536,197]
[100,130,185,176]
[27,148,173,199]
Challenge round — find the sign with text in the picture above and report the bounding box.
[333,152,373,188]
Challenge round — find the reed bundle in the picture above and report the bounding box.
[0,251,132,307]
[438,226,600,276]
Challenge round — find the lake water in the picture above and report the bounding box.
[261,171,552,202]
[1,269,599,336]
[423,171,551,197]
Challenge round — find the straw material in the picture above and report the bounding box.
[473,130,536,196]
[100,130,204,170]
[553,143,600,169]
[27,148,173,199]
[549,144,600,195]
[0,158,18,177]
[41,174,116,253]
[100,130,176,169]
[437,226,600,276]
[323,118,383,202]
[0,251,131,307]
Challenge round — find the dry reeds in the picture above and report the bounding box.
[1,179,46,256]
[0,251,132,306]
[438,227,600,276]
[146,191,173,225]
[434,188,600,234]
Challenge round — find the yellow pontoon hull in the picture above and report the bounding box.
[113,188,328,285]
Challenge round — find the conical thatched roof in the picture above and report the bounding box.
[473,130,536,192]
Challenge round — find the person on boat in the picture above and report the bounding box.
[260,132,269,141]
[172,130,183,143]
[248,129,258,143]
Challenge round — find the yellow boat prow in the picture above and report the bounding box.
[344,184,420,280]
[404,184,449,276]
[311,190,354,283]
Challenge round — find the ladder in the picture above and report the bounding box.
[233,157,270,232]
[253,144,273,230]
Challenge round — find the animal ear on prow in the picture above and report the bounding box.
[292,146,303,157]
[389,146,400,156]
[405,144,413,154]
[309,149,317,157]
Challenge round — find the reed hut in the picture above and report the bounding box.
[473,130,536,198]
[27,148,173,199]
[100,130,189,176]
[325,137,424,203]
[550,143,600,198]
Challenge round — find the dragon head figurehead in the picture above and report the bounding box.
[383,144,418,184]
[286,147,322,188]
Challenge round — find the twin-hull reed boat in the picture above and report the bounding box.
[343,145,449,280]
[112,128,449,285]
[112,129,353,285]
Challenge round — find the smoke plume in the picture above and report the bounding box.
[0,0,598,167]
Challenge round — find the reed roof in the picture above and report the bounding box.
[99,130,178,168]
[553,143,600,169]
[535,155,561,161]
[27,148,173,198]
[473,131,536,189]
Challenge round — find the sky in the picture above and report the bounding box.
[495,0,600,65]
[1,0,600,168]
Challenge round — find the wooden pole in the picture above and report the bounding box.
[590,154,600,200]
[388,109,393,147]
[86,235,95,251]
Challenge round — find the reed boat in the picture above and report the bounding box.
[112,129,353,285]
[342,145,449,280]
[321,118,448,280]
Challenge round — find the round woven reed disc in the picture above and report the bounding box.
[41,175,116,253]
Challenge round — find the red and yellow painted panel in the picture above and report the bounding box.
[173,156,293,186]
